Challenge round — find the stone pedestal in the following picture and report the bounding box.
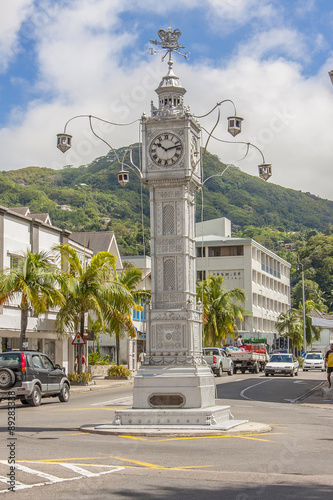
[113,405,233,427]
[132,364,215,409]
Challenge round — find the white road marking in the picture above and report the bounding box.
[240,379,272,400]
[0,461,124,494]
[91,396,133,406]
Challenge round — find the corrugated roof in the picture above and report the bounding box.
[71,231,115,255]
[30,213,51,224]
[9,206,30,216]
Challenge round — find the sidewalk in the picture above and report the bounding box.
[300,381,333,408]
[70,376,134,394]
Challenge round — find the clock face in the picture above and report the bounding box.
[149,133,184,166]
[190,136,199,168]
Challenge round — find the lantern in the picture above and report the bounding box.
[118,170,129,187]
[227,116,243,137]
[57,133,72,153]
[258,163,272,181]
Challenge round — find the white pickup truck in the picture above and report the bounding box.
[202,347,233,377]
[225,344,269,374]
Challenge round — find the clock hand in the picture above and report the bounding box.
[156,143,167,151]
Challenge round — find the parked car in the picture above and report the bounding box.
[202,347,233,377]
[303,352,325,371]
[0,350,70,406]
[265,353,299,377]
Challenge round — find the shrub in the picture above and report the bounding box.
[88,352,110,365]
[107,365,131,378]
[67,371,92,383]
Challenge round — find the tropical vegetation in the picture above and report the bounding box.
[276,299,324,352]
[197,274,246,346]
[0,249,64,348]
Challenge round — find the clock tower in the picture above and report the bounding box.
[132,27,216,413]
[114,26,237,428]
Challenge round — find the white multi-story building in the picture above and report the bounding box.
[195,217,291,347]
[0,206,93,372]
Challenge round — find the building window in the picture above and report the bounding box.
[208,245,244,257]
[196,246,206,258]
[197,271,206,281]
[9,254,22,270]
[133,301,146,322]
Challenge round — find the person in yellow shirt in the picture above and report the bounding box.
[324,343,333,388]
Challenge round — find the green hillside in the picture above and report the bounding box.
[1,146,332,256]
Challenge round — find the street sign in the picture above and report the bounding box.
[72,332,86,345]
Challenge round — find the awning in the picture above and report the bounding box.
[312,317,333,328]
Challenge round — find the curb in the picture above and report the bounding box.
[80,421,272,437]
[71,380,133,394]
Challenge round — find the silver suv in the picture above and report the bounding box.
[0,351,70,406]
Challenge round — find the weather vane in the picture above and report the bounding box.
[149,22,190,61]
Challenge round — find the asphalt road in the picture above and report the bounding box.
[1,371,332,499]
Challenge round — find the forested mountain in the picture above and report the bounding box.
[0,145,332,310]
[1,146,332,245]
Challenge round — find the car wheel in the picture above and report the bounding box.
[265,373,269,377]
[216,365,223,377]
[59,383,70,403]
[0,368,16,390]
[295,370,298,376]
[290,370,294,377]
[27,385,42,407]
[303,369,307,372]
[254,363,260,374]
[20,399,29,405]
[233,366,237,374]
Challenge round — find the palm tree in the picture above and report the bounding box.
[0,249,64,349]
[299,300,323,348]
[197,274,245,346]
[276,300,324,352]
[276,309,302,351]
[111,264,150,365]
[56,244,132,372]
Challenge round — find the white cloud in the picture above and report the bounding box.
[205,0,278,30]
[0,0,32,71]
[237,28,309,61]
[0,0,332,201]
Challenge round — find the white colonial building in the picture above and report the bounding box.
[0,206,93,372]
[195,217,291,347]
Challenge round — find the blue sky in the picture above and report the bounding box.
[1,0,333,200]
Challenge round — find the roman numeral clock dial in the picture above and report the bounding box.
[149,133,184,166]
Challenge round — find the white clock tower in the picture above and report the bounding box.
[114,27,238,428]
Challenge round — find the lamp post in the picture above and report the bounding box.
[299,262,307,354]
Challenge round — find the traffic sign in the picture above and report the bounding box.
[72,332,86,345]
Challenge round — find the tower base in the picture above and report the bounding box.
[132,364,216,409]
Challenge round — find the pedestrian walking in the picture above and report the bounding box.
[324,343,333,388]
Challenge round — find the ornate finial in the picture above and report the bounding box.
[149,25,190,61]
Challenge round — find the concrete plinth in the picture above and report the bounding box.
[132,364,216,409]
[113,405,233,426]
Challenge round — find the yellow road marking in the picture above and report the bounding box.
[120,432,284,443]
[23,407,125,412]
[109,456,213,470]
[14,460,212,471]
[110,456,166,469]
